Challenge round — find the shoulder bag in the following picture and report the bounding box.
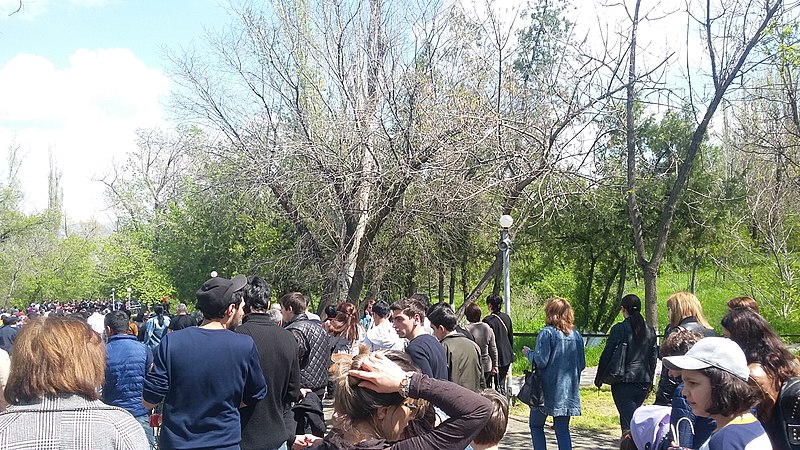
[599,324,629,385]
[518,362,544,407]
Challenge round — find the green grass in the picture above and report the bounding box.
[510,386,621,434]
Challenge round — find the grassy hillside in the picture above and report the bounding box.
[508,267,798,374]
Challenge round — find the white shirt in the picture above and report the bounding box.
[364,321,405,351]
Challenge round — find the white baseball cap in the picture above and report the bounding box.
[663,337,749,380]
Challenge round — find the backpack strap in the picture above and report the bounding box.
[778,376,800,449]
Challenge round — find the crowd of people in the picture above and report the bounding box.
[0,281,797,450]
[0,277,513,450]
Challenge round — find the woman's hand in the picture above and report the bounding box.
[522,345,531,357]
[292,434,322,449]
[348,352,408,393]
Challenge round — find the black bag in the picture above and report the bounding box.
[600,341,628,385]
[518,364,545,407]
[778,376,800,450]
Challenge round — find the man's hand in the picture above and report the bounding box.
[299,388,312,398]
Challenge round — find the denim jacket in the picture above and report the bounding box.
[529,325,586,416]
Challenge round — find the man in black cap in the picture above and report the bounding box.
[143,275,267,450]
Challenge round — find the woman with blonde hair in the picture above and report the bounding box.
[654,291,716,406]
[0,316,148,449]
[523,297,585,450]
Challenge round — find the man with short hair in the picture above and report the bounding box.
[103,310,155,448]
[363,301,403,351]
[237,276,300,450]
[427,302,486,392]
[280,292,330,437]
[0,316,19,355]
[279,292,330,401]
[390,298,447,380]
[168,303,197,332]
[143,275,267,450]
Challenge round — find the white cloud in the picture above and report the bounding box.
[0,48,171,222]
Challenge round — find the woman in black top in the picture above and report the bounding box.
[482,294,514,394]
[594,294,658,436]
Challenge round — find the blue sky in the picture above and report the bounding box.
[0,0,230,223]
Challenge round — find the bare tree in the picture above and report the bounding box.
[625,0,792,326]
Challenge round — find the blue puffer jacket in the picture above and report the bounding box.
[103,334,151,417]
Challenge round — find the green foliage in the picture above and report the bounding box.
[97,230,175,307]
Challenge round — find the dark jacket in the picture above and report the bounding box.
[483,312,514,367]
[596,318,658,385]
[237,314,301,450]
[654,317,717,405]
[103,334,151,418]
[285,313,331,391]
[0,326,17,355]
[439,332,485,392]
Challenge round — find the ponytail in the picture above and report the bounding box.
[621,294,647,341]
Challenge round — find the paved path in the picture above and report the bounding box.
[501,413,620,449]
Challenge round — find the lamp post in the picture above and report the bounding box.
[498,214,513,318]
[126,287,132,309]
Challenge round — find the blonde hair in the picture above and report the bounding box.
[545,297,575,335]
[329,346,428,431]
[5,316,105,404]
[666,292,712,329]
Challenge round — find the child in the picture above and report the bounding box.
[657,330,716,449]
[663,337,770,450]
[470,389,509,450]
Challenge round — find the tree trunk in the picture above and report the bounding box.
[585,250,596,319]
[456,252,502,315]
[690,249,700,293]
[437,263,445,303]
[449,265,456,305]
[460,256,468,303]
[642,264,659,328]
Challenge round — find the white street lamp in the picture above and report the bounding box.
[498,214,513,323]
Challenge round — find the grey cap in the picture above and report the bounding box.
[663,336,749,380]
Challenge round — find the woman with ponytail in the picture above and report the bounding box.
[594,294,658,438]
[143,305,170,350]
[328,302,364,355]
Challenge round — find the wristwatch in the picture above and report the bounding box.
[399,371,414,398]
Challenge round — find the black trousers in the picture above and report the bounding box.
[611,382,650,432]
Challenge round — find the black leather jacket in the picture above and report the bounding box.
[596,318,658,385]
[653,316,717,405]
